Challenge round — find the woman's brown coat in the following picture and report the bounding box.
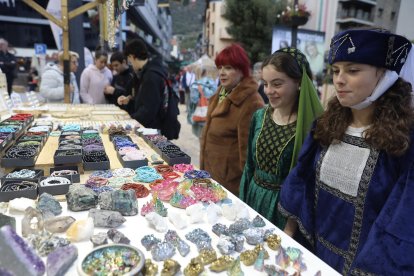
[200,76,264,196]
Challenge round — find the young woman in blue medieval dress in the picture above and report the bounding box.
[279,28,414,274]
[239,48,323,229]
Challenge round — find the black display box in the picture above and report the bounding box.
[1,169,44,185]
[38,176,72,196]
[83,159,110,171]
[0,180,38,202]
[161,152,191,166]
[49,165,80,183]
[1,155,38,168]
[54,149,83,165]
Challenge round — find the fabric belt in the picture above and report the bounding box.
[253,171,281,191]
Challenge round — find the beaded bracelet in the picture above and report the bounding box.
[118,146,139,156]
[184,169,211,179]
[123,151,146,161]
[90,170,113,179]
[162,171,181,180]
[17,141,41,147]
[86,176,108,187]
[85,185,114,194]
[58,145,82,150]
[121,183,149,198]
[60,139,82,145]
[133,166,162,183]
[112,168,135,178]
[173,164,194,173]
[6,169,36,179]
[83,144,105,152]
[28,126,50,132]
[154,164,173,174]
[61,124,81,132]
[51,170,78,177]
[5,147,37,159]
[83,154,108,162]
[40,177,71,186]
[192,178,213,188]
[108,177,128,188]
[56,150,81,156]
[165,151,187,158]
[149,179,164,190]
[1,181,37,191]
[61,131,80,136]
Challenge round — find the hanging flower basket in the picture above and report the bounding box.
[277,3,311,27]
[281,15,309,27]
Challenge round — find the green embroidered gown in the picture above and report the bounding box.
[239,106,296,229]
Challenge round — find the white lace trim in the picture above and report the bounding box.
[320,142,370,197]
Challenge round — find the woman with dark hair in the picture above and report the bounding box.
[200,44,264,196]
[280,28,414,274]
[80,49,112,104]
[239,48,323,228]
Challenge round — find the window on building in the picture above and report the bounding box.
[377,8,383,18]
[212,3,215,12]
[212,23,215,35]
[391,11,396,20]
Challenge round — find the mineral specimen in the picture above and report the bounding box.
[46,245,78,276]
[99,189,138,216]
[21,207,44,237]
[44,216,75,233]
[107,228,130,244]
[37,193,62,216]
[0,225,45,276]
[88,208,126,228]
[66,217,94,242]
[66,184,98,211]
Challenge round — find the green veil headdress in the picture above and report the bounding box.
[275,48,324,170]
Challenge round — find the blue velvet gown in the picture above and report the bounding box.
[279,129,414,275]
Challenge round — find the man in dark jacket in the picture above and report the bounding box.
[118,38,180,140]
[0,38,16,95]
[105,51,135,114]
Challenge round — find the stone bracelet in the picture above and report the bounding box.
[6,169,36,179]
[112,168,136,178]
[1,181,37,192]
[40,177,71,186]
[51,170,78,177]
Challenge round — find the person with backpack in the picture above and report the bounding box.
[118,38,180,140]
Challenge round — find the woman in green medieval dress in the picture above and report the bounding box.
[239,48,323,229]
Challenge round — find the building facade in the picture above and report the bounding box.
[0,0,173,61]
[204,0,234,58]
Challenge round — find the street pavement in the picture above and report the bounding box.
[172,103,200,167]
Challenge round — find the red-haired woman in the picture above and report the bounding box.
[200,44,264,196]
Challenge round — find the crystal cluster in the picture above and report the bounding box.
[151,242,176,262]
[185,228,212,252]
[66,217,94,242]
[46,245,78,276]
[0,225,45,276]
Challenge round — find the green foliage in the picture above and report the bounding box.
[223,0,287,64]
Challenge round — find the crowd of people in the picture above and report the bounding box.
[1,27,414,274]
